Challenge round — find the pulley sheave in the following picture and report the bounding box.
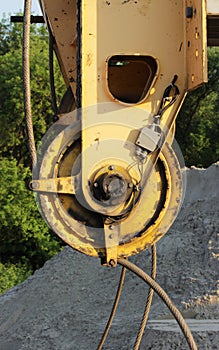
[32,105,184,262]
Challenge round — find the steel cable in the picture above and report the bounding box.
[97,266,126,350]
[23,0,37,169]
[22,5,195,350]
[49,30,59,120]
[133,244,157,350]
[117,258,198,350]
[97,245,156,350]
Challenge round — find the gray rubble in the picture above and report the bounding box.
[0,163,218,349]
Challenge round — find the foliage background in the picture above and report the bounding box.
[0,18,218,294]
[176,47,219,167]
[0,19,65,294]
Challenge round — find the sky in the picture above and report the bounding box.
[0,0,42,19]
[208,0,219,14]
[0,0,218,19]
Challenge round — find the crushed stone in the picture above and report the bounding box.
[0,163,218,349]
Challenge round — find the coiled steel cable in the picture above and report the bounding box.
[133,244,157,350]
[97,266,126,350]
[23,0,37,169]
[117,258,198,350]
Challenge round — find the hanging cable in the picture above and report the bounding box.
[23,0,37,170]
[97,266,126,350]
[133,244,157,350]
[49,28,59,122]
[97,246,156,350]
[117,258,198,350]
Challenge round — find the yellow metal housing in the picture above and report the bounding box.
[35,0,208,263]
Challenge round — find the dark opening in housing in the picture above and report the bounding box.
[107,55,158,104]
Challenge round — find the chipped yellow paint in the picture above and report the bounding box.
[186,0,208,90]
[37,0,208,261]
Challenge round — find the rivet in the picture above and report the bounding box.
[30,181,39,190]
[109,259,117,267]
[108,165,115,171]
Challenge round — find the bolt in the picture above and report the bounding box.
[53,115,59,122]
[109,259,117,268]
[186,6,193,18]
[93,182,98,188]
[128,183,134,188]
[30,181,39,190]
[109,225,114,230]
[108,165,115,171]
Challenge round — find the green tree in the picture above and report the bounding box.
[0,158,61,267]
[176,47,219,167]
[0,19,65,165]
[0,17,22,55]
[0,19,65,294]
[0,262,32,294]
[0,158,63,294]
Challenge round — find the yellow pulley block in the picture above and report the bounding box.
[34,0,207,264]
[32,104,184,265]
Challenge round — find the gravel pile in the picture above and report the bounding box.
[0,163,218,349]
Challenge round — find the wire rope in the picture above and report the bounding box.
[97,245,156,350]
[22,6,195,350]
[117,258,198,350]
[97,266,126,350]
[49,29,59,121]
[133,244,157,350]
[23,0,37,169]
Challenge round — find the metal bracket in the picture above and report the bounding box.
[135,126,161,153]
[11,16,45,24]
[30,177,76,194]
[102,223,119,267]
